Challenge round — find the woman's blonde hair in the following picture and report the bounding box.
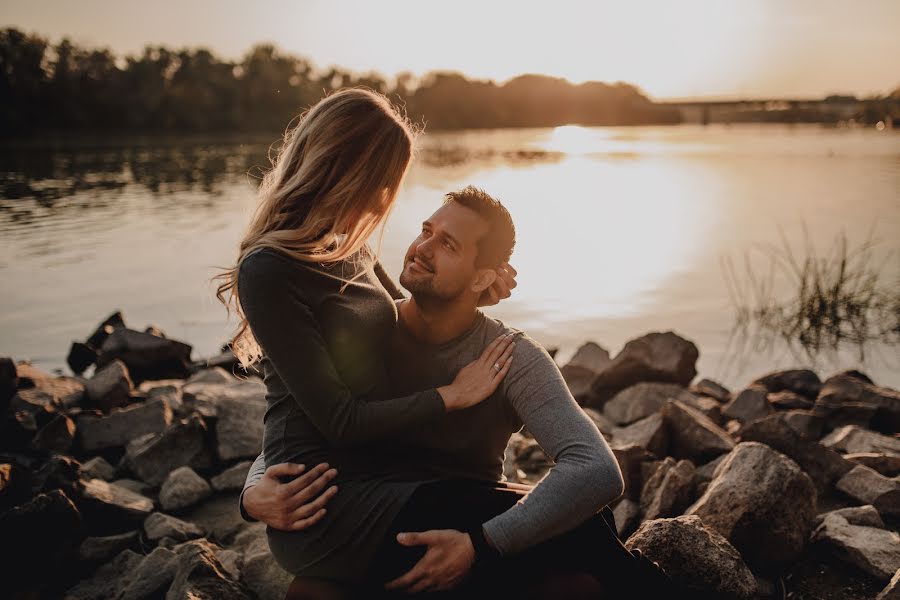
[214,87,417,367]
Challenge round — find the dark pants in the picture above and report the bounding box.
[361,478,640,599]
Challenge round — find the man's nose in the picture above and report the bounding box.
[416,237,435,257]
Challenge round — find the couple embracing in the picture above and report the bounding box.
[216,89,680,599]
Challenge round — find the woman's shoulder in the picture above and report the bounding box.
[239,247,301,282]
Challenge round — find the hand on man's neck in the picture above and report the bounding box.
[399,295,480,345]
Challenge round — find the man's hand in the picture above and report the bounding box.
[242,462,338,531]
[478,262,518,307]
[384,529,476,593]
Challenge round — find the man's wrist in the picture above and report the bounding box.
[467,525,501,568]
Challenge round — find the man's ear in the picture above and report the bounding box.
[471,268,498,294]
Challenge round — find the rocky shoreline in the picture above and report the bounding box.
[2,312,898,599]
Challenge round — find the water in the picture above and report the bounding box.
[1,124,898,391]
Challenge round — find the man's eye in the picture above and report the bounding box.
[443,240,453,250]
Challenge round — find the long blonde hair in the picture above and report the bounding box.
[215,88,417,367]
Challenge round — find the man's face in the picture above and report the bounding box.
[399,202,489,302]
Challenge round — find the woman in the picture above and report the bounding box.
[214,88,518,584]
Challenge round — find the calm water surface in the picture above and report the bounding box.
[2,124,898,390]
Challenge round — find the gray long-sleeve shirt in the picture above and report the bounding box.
[241,290,624,563]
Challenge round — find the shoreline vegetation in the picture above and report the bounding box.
[3,27,899,138]
[2,311,899,599]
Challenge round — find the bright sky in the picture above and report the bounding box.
[4,0,899,100]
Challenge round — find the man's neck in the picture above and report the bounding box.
[399,296,479,345]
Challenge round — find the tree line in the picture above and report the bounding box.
[0,27,681,136]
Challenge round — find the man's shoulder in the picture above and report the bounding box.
[480,314,556,368]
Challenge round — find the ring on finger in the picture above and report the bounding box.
[493,362,501,372]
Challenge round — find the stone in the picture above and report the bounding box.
[639,457,695,520]
[812,509,900,581]
[625,515,757,599]
[124,415,209,485]
[560,364,595,401]
[33,454,81,496]
[0,462,32,511]
[182,492,250,542]
[564,341,612,373]
[67,341,98,375]
[232,524,293,600]
[184,366,235,387]
[822,425,900,456]
[752,368,821,399]
[603,382,697,425]
[15,361,85,407]
[818,372,900,433]
[84,359,133,411]
[77,398,173,452]
[688,378,731,403]
[611,412,668,456]
[1,356,18,411]
[780,409,824,439]
[586,331,699,408]
[836,465,900,518]
[877,570,900,600]
[612,498,640,538]
[191,380,267,461]
[211,461,253,492]
[722,385,772,423]
[78,531,140,562]
[693,455,726,487]
[166,539,250,599]
[611,444,656,500]
[120,546,178,600]
[80,456,116,481]
[815,505,885,529]
[767,390,814,410]
[662,400,734,462]
[112,478,153,496]
[32,414,76,453]
[845,452,900,477]
[97,327,192,382]
[581,407,615,436]
[144,512,204,542]
[65,549,143,600]
[739,415,853,492]
[159,466,212,511]
[86,310,127,349]
[687,441,817,572]
[78,479,155,533]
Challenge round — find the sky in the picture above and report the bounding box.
[3,0,899,100]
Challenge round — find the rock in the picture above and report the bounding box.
[877,570,900,600]
[215,548,242,581]
[581,407,615,436]
[65,549,143,600]
[767,390,814,410]
[611,444,656,500]
[206,381,267,461]
[693,455,726,487]
[822,425,900,456]
[112,478,153,496]
[752,368,822,399]
[32,414,76,453]
[603,382,698,426]
[815,505,885,529]
[625,515,757,599]
[78,531,140,562]
[67,341,98,375]
[836,465,900,518]
[586,331,699,408]
[722,385,772,423]
[159,466,212,511]
[687,441,817,572]
[639,457,695,520]
[84,359,133,411]
[818,372,900,433]
[612,498,640,538]
[688,378,731,403]
[80,456,116,481]
[560,364,595,401]
[14,361,85,407]
[120,546,178,600]
[564,341,612,373]
[199,349,242,376]
[182,492,249,542]
[140,382,184,412]
[78,398,173,452]
[0,356,17,411]
[184,367,235,387]
[812,508,900,581]
[97,327,192,382]
[124,415,208,485]
[845,452,900,477]
[780,409,824,439]
[211,461,253,492]
[611,413,668,456]
[166,539,249,599]
[77,478,154,532]
[662,400,734,462]
[739,415,853,492]
[144,512,204,542]
[232,524,293,600]
[0,462,32,511]
[86,310,127,349]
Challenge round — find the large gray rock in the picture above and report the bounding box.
[65,549,144,599]
[688,378,731,403]
[836,465,900,518]
[845,452,900,477]
[817,372,900,432]
[752,368,822,399]
[120,546,178,600]
[78,398,173,452]
[625,515,757,599]
[78,478,154,532]
[611,412,668,456]
[814,505,885,529]
[611,444,656,500]
[186,381,266,461]
[144,512,204,542]
[662,400,734,462]
[181,493,249,542]
[84,359,133,412]
[604,382,697,425]
[32,414,76,453]
[97,327,192,382]
[586,332,698,408]
[812,508,900,581]
[78,531,140,562]
[124,415,208,485]
[183,367,236,387]
[14,361,85,408]
[211,461,253,493]
[722,385,772,423]
[80,456,116,481]
[779,409,824,439]
[822,425,900,456]
[581,407,615,437]
[165,539,249,599]
[687,441,817,572]
[563,341,612,373]
[231,524,293,600]
[639,457,695,520]
[560,364,596,401]
[767,390,814,410]
[612,498,640,538]
[159,466,212,511]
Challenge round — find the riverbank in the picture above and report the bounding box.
[2,311,898,599]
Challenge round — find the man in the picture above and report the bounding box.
[241,187,674,598]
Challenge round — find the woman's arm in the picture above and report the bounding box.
[238,250,446,447]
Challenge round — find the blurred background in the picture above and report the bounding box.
[1,0,898,389]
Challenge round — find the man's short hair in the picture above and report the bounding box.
[443,186,516,267]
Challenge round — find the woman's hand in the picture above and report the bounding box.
[384,530,476,593]
[477,262,518,307]
[242,462,339,531]
[437,333,516,411]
